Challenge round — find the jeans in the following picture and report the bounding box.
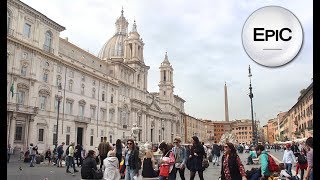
[125,166,136,180]
[100,155,107,169]
[66,156,76,172]
[285,163,293,176]
[30,154,35,167]
[309,169,313,180]
[75,155,83,167]
[213,154,220,165]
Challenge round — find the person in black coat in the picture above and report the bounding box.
[81,150,98,179]
[75,144,83,167]
[188,136,205,180]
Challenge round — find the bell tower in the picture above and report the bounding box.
[159,52,174,102]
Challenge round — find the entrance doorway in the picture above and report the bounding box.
[77,127,83,145]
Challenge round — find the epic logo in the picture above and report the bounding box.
[242,6,303,67]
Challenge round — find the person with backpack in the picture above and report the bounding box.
[282,144,296,176]
[158,142,175,180]
[66,142,79,174]
[252,145,274,180]
[295,148,308,179]
[57,142,65,167]
[172,137,187,180]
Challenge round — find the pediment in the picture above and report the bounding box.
[148,100,162,112]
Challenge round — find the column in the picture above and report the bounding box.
[9,113,17,146]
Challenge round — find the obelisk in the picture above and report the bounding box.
[224,82,229,122]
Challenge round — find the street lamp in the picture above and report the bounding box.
[248,65,257,146]
[56,83,62,147]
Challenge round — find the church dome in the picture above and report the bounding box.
[98,33,126,60]
[98,9,128,60]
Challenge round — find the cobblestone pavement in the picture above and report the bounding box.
[7,152,266,180]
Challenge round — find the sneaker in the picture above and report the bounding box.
[66,170,71,173]
[74,169,79,173]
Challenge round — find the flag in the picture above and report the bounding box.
[10,82,14,97]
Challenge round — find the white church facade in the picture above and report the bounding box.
[7,0,185,153]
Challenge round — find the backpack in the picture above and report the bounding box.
[268,155,279,172]
[65,146,70,156]
[297,154,307,164]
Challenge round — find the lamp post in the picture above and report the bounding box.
[56,83,62,147]
[248,65,257,146]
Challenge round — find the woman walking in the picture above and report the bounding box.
[220,143,247,180]
[188,136,205,180]
[121,139,140,180]
[158,142,175,180]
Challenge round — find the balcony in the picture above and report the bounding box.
[43,44,54,54]
[7,28,15,37]
[74,116,90,123]
[7,102,38,115]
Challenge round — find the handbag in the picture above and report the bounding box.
[202,158,209,169]
[92,168,103,179]
[159,164,170,177]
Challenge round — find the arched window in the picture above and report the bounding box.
[56,75,62,86]
[44,31,52,52]
[7,9,12,33]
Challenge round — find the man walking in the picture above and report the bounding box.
[98,137,111,169]
[66,142,79,174]
[57,142,65,167]
[212,141,221,166]
[75,143,83,167]
[29,143,36,167]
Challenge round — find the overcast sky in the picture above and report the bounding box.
[22,0,313,126]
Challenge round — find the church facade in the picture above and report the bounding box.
[7,0,185,153]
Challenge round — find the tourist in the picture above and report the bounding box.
[81,150,98,179]
[75,143,83,167]
[45,148,52,165]
[158,142,175,180]
[29,143,36,167]
[245,144,250,153]
[98,137,112,169]
[121,139,140,180]
[304,137,313,180]
[172,137,187,180]
[252,144,271,180]
[246,147,257,165]
[202,142,208,158]
[291,141,300,157]
[66,142,79,174]
[188,136,205,180]
[295,148,308,179]
[103,150,121,180]
[115,139,123,167]
[57,142,65,167]
[142,150,157,178]
[278,163,298,180]
[212,141,221,166]
[220,143,247,180]
[7,144,13,163]
[282,143,296,176]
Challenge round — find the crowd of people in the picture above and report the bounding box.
[7,136,313,180]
